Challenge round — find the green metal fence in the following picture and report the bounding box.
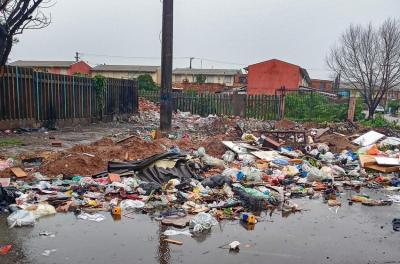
[139,90,281,120]
[283,90,350,122]
[0,66,138,122]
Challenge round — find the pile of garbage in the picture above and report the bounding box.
[1,120,400,245]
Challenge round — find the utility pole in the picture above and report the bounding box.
[75,52,80,62]
[189,57,195,69]
[160,0,173,131]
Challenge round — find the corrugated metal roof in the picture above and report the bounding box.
[9,60,76,67]
[173,68,240,76]
[92,64,159,72]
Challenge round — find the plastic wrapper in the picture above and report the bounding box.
[193,147,206,158]
[282,166,299,177]
[163,229,192,236]
[241,167,263,182]
[222,168,240,179]
[241,154,256,166]
[317,143,329,154]
[202,175,232,188]
[202,155,225,168]
[77,213,105,222]
[241,133,257,141]
[0,158,15,171]
[309,149,320,156]
[120,199,145,210]
[223,184,234,198]
[302,161,324,181]
[7,210,35,228]
[321,152,335,163]
[190,212,218,233]
[32,204,56,219]
[222,151,235,163]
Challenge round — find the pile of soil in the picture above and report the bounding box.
[275,119,298,130]
[139,98,159,112]
[39,136,166,177]
[318,133,357,152]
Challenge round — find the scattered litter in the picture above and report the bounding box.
[0,244,12,255]
[163,229,192,237]
[393,219,400,232]
[163,239,183,245]
[39,231,56,238]
[353,131,385,146]
[2,98,400,251]
[10,167,27,178]
[7,210,35,228]
[77,213,105,222]
[42,249,57,257]
[229,241,240,251]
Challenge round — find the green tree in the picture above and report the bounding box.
[137,74,159,91]
[195,74,206,84]
[93,75,107,120]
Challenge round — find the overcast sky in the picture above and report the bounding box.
[10,0,400,79]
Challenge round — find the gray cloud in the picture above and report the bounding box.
[10,0,400,79]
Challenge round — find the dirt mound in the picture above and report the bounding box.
[39,136,168,176]
[275,119,298,130]
[318,133,357,152]
[40,154,106,177]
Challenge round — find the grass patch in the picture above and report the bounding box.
[284,93,364,123]
[0,138,23,147]
[359,114,400,129]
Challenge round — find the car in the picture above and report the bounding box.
[375,105,385,114]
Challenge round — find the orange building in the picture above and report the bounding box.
[247,59,311,95]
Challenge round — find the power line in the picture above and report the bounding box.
[80,52,332,71]
[79,52,247,67]
[80,52,189,60]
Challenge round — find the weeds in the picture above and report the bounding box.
[0,138,23,147]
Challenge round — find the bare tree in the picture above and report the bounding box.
[0,0,52,65]
[327,18,400,119]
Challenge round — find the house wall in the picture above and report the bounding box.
[33,67,63,74]
[310,79,334,92]
[172,74,235,86]
[67,61,92,75]
[247,60,301,95]
[173,82,226,93]
[92,71,158,83]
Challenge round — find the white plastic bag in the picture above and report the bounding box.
[77,213,105,222]
[120,199,145,210]
[202,155,225,168]
[222,151,235,163]
[190,212,218,233]
[163,229,192,236]
[7,210,35,228]
[33,204,57,219]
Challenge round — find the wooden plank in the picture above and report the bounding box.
[163,239,183,246]
[10,167,27,178]
[364,163,400,173]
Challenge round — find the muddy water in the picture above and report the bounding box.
[1,192,399,264]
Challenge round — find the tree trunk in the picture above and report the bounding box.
[0,26,8,65]
[0,36,13,65]
[367,107,375,120]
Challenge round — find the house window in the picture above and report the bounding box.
[224,76,231,84]
[239,76,247,84]
[320,82,326,91]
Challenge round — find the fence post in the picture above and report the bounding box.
[278,86,286,120]
[347,94,356,122]
[232,92,246,117]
